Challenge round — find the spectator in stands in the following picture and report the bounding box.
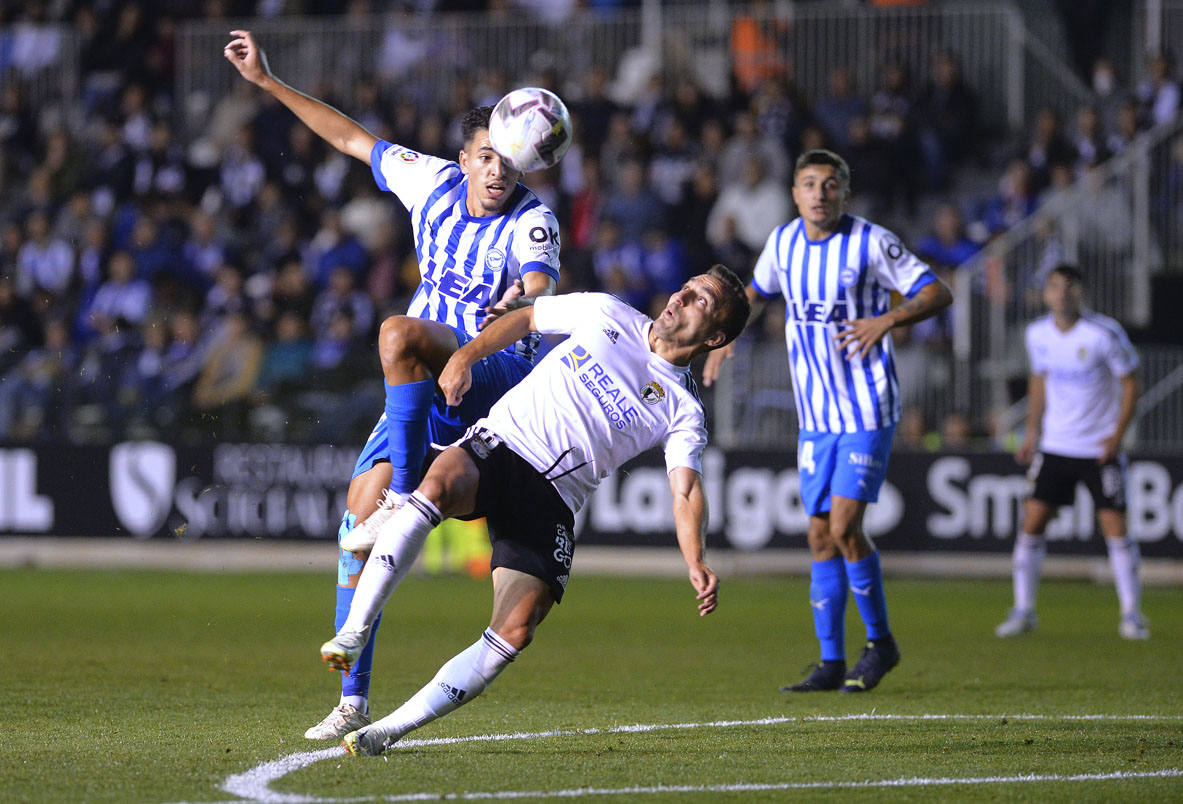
[1137,50,1181,127]
[751,71,811,157]
[1108,97,1145,155]
[591,218,647,310]
[672,161,721,278]
[83,250,153,338]
[980,159,1038,236]
[311,265,375,341]
[1090,57,1124,138]
[308,209,369,289]
[916,202,980,270]
[917,49,979,191]
[16,210,74,301]
[191,310,265,437]
[0,316,75,440]
[1020,107,1076,193]
[705,151,791,273]
[253,309,314,409]
[70,314,141,436]
[718,109,789,188]
[814,67,866,151]
[116,316,170,436]
[1071,105,1112,176]
[648,117,697,209]
[571,65,619,158]
[868,59,920,215]
[600,159,665,245]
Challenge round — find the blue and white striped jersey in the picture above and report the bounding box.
[751,214,937,432]
[370,140,561,361]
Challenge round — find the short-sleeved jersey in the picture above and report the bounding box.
[477,293,708,514]
[751,214,937,432]
[370,140,561,361]
[1026,311,1139,459]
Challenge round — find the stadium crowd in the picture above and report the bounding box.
[0,1,1178,446]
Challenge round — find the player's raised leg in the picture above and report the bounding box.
[305,460,391,739]
[344,568,551,755]
[339,317,461,553]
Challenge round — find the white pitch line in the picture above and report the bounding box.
[204,713,1183,804]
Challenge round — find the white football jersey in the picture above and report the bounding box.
[476,293,708,514]
[752,214,937,432]
[370,140,561,360]
[1026,311,1139,458]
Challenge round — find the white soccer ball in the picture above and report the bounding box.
[488,87,573,173]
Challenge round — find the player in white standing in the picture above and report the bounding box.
[996,264,1147,639]
[317,266,750,755]
[704,150,952,692]
[224,31,563,739]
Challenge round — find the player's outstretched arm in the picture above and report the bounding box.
[481,272,557,329]
[439,306,538,406]
[223,30,378,163]
[669,466,718,617]
[836,278,953,360]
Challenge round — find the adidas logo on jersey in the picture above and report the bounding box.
[438,683,467,703]
[603,328,619,343]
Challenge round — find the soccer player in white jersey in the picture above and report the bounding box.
[224,31,562,739]
[313,266,750,756]
[995,264,1147,640]
[704,150,952,693]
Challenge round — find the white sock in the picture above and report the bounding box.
[1106,536,1142,617]
[1012,531,1045,613]
[340,695,367,714]
[341,491,441,633]
[369,628,518,743]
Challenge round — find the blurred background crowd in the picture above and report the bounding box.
[0,0,1178,448]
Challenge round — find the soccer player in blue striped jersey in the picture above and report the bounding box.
[705,150,952,692]
[225,31,561,737]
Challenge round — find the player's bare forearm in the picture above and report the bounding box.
[1017,373,1045,464]
[669,467,717,616]
[223,30,377,163]
[439,306,537,405]
[836,279,952,360]
[1102,373,1140,461]
[480,273,556,329]
[888,279,953,329]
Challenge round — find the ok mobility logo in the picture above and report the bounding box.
[561,345,639,430]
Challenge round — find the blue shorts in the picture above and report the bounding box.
[797,426,896,517]
[349,327,533,480]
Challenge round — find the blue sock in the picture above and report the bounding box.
[335,585,382,701]
[846,551,890,641]
[809,557,848,662]
[384,379,436,494]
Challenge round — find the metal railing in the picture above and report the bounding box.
[951,117,1183,447]
[176,2,1088,142]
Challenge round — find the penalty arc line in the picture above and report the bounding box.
[209,713,1183,804]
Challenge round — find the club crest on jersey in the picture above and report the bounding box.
[1077,346,1088,361]
[839,265,860,287]
[485,248,506,270]
[640,380,666,405]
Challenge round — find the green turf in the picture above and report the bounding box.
[1,568,1179,803]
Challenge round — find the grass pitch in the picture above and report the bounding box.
[1,566,1180,802]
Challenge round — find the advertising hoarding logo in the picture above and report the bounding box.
[110,442,176,538]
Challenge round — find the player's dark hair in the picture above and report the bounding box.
[706,263,751,347]
[1049,263,1084,285]
[461,106,494,146]
[794,148,852,189]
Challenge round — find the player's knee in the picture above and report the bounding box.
[378,315,421,363]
